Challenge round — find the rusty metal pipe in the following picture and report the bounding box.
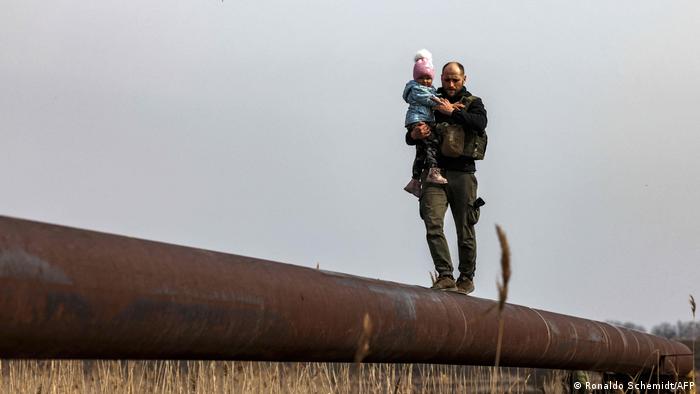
[0,216,692,375]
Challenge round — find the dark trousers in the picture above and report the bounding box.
[419,170,480,280]
[409,124,440,180]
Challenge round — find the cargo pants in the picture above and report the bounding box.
[419,170,480,280]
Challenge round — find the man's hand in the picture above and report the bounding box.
[435,98,458,115]
[410,122,431,140]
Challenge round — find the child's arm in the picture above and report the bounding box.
[409,85,440,107]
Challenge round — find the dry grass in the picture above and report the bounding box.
[0,360,570,394]
[354,313,373,364]
[691,294,697,393]
[491,224,512,393]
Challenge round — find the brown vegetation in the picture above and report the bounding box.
[0,360,573,394]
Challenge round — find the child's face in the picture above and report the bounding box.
[416,75,433,87]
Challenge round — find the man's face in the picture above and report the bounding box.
[441,64,466,97]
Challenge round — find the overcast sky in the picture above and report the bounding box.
[2,0,699,330]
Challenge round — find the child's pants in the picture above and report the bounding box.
[410,123,440,180]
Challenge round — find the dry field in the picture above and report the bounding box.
[1,360,697,393]
[0,360,575,394]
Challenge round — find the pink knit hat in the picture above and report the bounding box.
[413,49,435,80]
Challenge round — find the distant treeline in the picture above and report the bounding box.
[606,320,699,340]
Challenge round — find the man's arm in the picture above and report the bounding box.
[405,122,430,145]
[451,97,487,134]
[406,129,417,145]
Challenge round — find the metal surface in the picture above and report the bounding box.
[0,215,692,375]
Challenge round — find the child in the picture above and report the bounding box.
[403,49,447,198]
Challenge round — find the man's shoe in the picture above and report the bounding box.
[430,275,457,291]
[426,167,448,184]
[454,276,475,295]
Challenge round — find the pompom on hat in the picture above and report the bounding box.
[413,49,435,80]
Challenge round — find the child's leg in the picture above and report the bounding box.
[412,144,427,180]
[404,123,425,198]
[423,127,440,169]
[422,127,447,184]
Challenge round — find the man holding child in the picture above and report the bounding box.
[404,60,488,295]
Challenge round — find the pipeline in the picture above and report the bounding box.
[0,215,692,375]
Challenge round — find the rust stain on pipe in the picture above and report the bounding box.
[0,216,692,375]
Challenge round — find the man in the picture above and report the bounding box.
[405,62,487,295]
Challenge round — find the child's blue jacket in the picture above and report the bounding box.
[403,80,438,126]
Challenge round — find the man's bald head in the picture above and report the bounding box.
[441,62,468,97]
[442,62,465,75]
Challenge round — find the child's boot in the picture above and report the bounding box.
[426,168,448,184]
[403,178,422,198]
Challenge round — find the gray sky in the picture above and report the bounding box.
[2,0,699,330]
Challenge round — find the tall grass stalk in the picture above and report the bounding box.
[355,313,373,364]
[691,294,696,393]
[491,224,511,393]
